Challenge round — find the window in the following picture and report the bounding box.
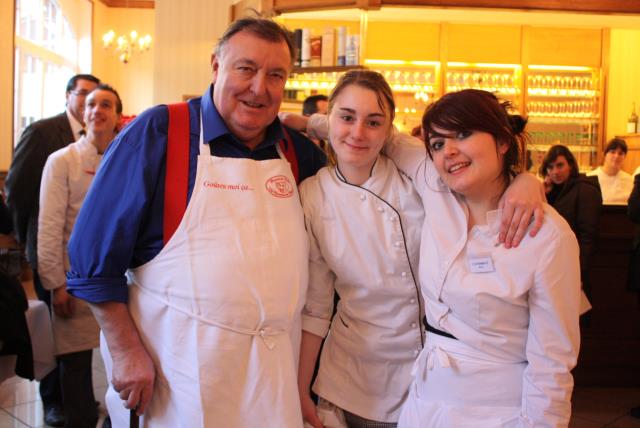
[13,0,85,145]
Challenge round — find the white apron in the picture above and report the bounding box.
[398,332,526,428]
[101,125,309,427]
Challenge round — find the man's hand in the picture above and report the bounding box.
[111,345,156,415]
[499,172,546,248]
[52,286,75,318]
[89,301,157,416]
[300,392,324,428]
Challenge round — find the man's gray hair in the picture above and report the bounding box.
[214,15,295,65]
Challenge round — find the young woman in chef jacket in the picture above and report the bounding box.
[297,70,425,428]
[292,75,549,428]
[391,89,581,427]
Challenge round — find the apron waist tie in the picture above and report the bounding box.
[131,282,287,349]
[410,343,452,400]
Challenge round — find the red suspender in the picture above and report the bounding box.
[163,106,299,245]
[163,102,190,245]
[279,128,299,184]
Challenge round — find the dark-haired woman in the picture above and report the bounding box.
[383,90,580,427]
[540,145,602,314]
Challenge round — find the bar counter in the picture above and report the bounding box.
[574,204,640,386]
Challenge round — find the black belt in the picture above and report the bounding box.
[423,316,457,340]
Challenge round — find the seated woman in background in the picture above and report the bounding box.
[383,90,580,427]
[540,144,602,314]
[587,138,634,204]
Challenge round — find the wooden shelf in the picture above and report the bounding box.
[291,65,365,74]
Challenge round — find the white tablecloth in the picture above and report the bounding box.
[0,300,56,383]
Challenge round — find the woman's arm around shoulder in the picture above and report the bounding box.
[521,214,581,427]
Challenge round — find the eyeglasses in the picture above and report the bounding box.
[69,90,91,97]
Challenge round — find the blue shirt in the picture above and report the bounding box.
[67,86,327,304]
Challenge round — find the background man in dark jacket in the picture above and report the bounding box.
[4,73,99,427]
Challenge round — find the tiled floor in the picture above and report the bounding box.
[0,351,108,428]
[0,351,639,427]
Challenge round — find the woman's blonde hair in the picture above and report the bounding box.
[325,70,395,165]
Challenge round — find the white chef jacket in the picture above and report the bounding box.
[38,137,101,354]
[299,155,425,422]
[384,134,581,427]
[587,166,633,205]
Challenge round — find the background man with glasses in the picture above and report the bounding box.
[5,73,100,428]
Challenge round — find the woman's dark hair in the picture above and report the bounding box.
[603,137,628,155]
[539,144,579,179]
[422,89,525,185]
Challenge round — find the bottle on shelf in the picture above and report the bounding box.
[345,34,359,66]
[336,26,346,66]
[301,28,311,68]
[627,102,638,134]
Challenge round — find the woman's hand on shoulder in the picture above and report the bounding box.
[499,172,546,248]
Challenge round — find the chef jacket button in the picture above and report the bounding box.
[401,271,407,277]
[394,241,402,248]
[389,216,396,222]
[411,322,417,328]
[410,298,415,304]
[377,206,384,212]
[360,194,366,201]
[413,350,419,356]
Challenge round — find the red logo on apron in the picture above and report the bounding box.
[265,175,294,198]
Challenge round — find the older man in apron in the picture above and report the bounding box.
[67,17,327,427]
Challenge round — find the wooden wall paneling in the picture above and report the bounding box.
[528,27,602,67]
[438,22,448,98]
[271,0,383,13]
[359,10,367,64]
[98,0,154,8]
[377,0,640,14]
[272,0,358,13]
[230,0,274,20]
[447,23,521,64]
[600,28,610,159]
[366,21,440,61]
[520,25,530,117]
[276,18,361,38]
[617,134,640,174]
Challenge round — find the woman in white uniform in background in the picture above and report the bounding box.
[38,84,122,428]
[298,70,425,428]
[388,89,581,427]
[586,138,634,205]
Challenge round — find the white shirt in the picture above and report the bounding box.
[587,166,633,205]
[385,134,581,428]
[66,110,84,141]
[38,137,102,290]
[299,156,425,422]
[633,166,640,177]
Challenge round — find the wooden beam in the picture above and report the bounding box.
[98,0,154,8]
[381,0,640,14]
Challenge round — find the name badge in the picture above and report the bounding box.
[468,256,495,273]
